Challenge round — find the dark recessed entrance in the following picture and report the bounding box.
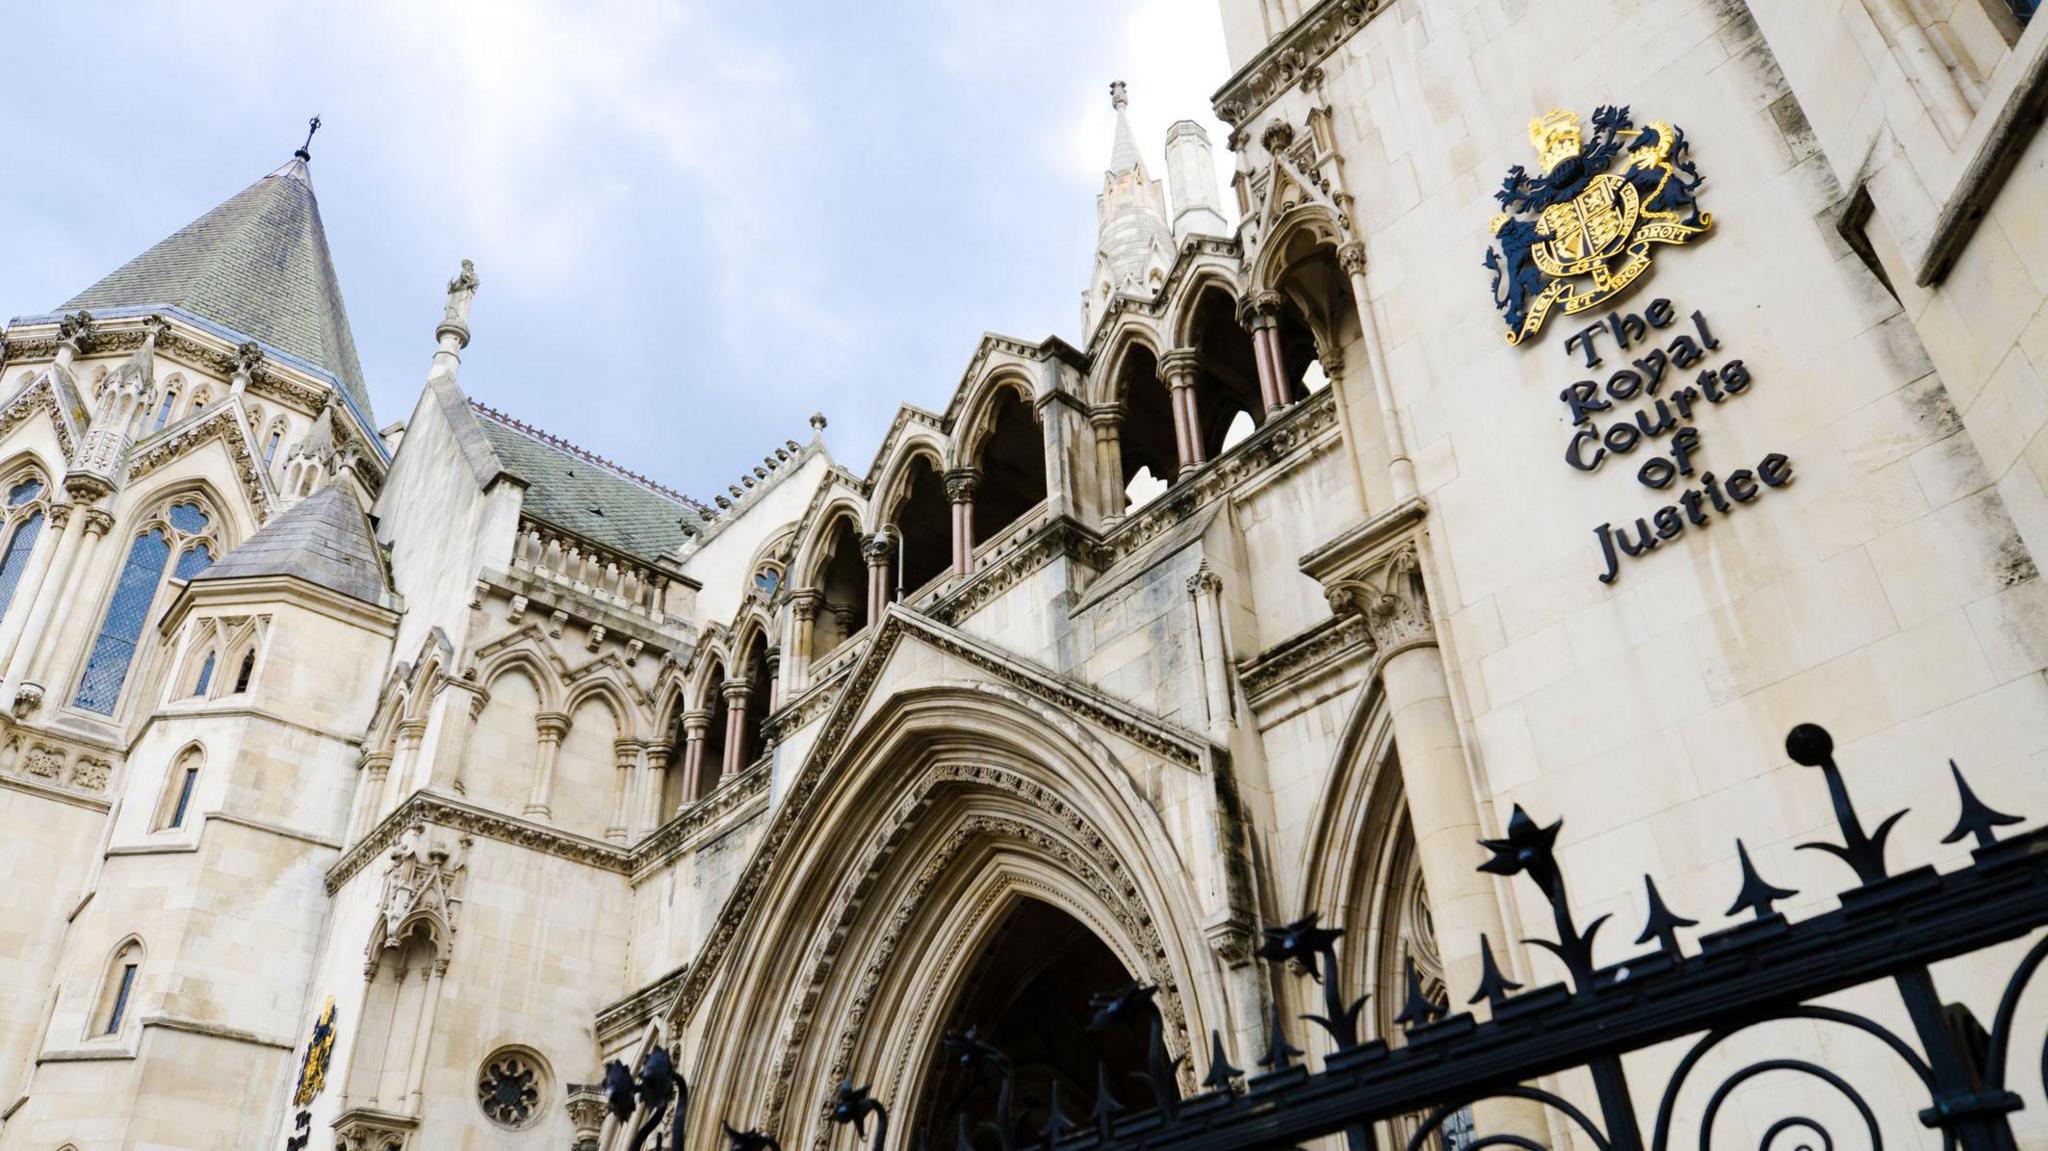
[910,899,1148,1150]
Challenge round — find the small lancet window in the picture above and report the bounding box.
[232,651,255,695]
[152,391,177,431]
[95,942,142,1036]
[167,763,198,828]
[264,429,284,464]
[192,652,215,697]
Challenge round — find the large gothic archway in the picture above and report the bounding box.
[675,677,1233,1151]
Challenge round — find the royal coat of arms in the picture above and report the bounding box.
[1484,105,1710,345]
[291,997,337,1108]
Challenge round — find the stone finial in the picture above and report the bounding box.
[434,259,479,373]
[1110,80,1128,110]
[809,412,828,434]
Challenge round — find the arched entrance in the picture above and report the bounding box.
[909,898,1149,1149]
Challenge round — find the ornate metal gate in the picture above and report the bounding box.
[604,723,2048,1151]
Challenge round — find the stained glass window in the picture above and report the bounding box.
[193,652,215,696]
[166,503,209,534]
[74,530,171,714]
[7,478,43,506]
[174,543,213,581]
[0,512,43,622]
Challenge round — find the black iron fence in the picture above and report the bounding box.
[606,723,2048,1151]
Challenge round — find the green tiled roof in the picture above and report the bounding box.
[470,402,704,565]
[61,157,372,420]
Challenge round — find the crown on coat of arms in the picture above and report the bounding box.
[1528,110,1583,173]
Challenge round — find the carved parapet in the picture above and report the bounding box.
[1212,0,1389,128]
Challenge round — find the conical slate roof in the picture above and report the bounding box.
[191,484,392,609]
[1109,88,1143,175]
[61,157,372,420]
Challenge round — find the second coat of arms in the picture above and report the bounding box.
[1484,105,1711,345]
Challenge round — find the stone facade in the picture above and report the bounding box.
[2,2,2048,1149]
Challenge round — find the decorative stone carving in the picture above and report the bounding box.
[1212,0,1387,126]
[332,1108,415,1151]
[68,758,110,791]
[366,824,470,967]
[1326,542,1432,656]
[943,469,980,504]
[862,532,894,565]
[475,1046,544,1129]
[23,744,61,779]
[564,1083,608,1151]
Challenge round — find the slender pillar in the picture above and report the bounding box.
[637,741,672,832]
[945,469,980,576]
[678,709,712,808]
[16,505,115,711]
[1339,243,1417,502]
[720,679,752,780]
[524,712,569,819]
[1187,565,1234,739]
[787,591,821,693]
[1159,349,1204,477]
[427,680,487,794]
[380,718,429,817]
[1246,292,1289,415]
[349,753,394,842]
[863,533,893,622]
[0,497,75,696]
[605,738,638,844]
[1090,405,1125,523]
[0,501,68,674]
[405,959,448,1109]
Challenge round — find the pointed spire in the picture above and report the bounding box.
[61,150,370,419]
[1108,80,1143,175]
[295,114,322,163]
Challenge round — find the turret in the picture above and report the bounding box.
[1164,120,1229,242]
[1083,82,1176,339]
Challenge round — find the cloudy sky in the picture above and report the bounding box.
[2,1,1235,495]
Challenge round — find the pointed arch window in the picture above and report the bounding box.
[152,390,178,431]
[232,650,256,695]
[94,940,143,1037]
[158,747,202,829]
[0,476,46,624]
[263,421,287,465]
[192,651,216,696]
[74,498,220,716]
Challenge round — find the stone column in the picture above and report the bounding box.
[1338,243,1417,502]
[0,501,68,674]
[945,469,980,576]
[525,712,569,819]
[678,708,712,808]
[17,505,115,712]
[1159,349,1204,477]
[720,679,752,781]
[606,738,639,844]
[405,957,448,1109]
[0,502,74,698]
[1187,564,1234,740]
[638,741,672,832]
[427,680,487,794]
[349,753,394,842]
[863,532,893,622]
[1090,405,1125,524]
[1246,292,1289,416]
[380,718,429,817]
[787,591,821,693]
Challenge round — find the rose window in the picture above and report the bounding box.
[477,1049,546,1128]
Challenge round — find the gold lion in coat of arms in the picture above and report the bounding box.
[1483,105,1711,345]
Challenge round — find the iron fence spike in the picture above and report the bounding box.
[1942,759,2023,848]
[1727,838,1797,920]
[1468,933,1523,1007]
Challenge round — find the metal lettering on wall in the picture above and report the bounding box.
[1483,105,1793,582]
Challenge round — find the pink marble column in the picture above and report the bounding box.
[945,469,980,576]
[1159,350,1204,476]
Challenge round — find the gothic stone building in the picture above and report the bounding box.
[4,0,2048,1148]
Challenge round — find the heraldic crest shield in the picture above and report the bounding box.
[1484,105,1710,345]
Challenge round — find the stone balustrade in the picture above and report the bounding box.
[511,519,669,623]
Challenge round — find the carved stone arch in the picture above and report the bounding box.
[561,673,638,741]
[1165,266,1244,350]
[1250,204,1346,297]
[1296,673,1435,1045]
[0,448,54,494]
[682,683,1230,1148]
[687,643,731,710]
[868,437,946,526]
[1251,204,1361,379]
[794,499,868,589]
[1090,320,1167,408]
[475,645,563,715]
[947,367,1037,473]
[728,612,775,677]
[120,475,243,550]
